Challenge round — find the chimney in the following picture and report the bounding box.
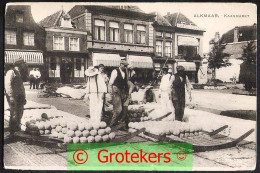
[234,26,239,42]
[214,32,220,43]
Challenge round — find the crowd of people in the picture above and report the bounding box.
[5,57,192,139]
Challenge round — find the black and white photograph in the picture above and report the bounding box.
[3,2,257,171]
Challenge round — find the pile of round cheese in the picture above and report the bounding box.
[59,121,115,143]
[128,107,151,122]
[128,121,204,138]
[20,112,116,143]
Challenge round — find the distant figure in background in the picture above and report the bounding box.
[159,66,175,120]
[29,68,36,89]
[35,68,41,89]
[170,66,192,121]
[5,57,28,138]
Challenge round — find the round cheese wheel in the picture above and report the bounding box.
[58,133,64,139]
[92,123,100,130]
[90,130,98,136]
[108,132,115,140]
[75,130,83,137]
[78,123,85,131]
[87,136,95,143]
[95,135,102,143]
[80,137,88,143]
[73,137,80,143]
[67,130,75,137]
[100,121,107,129]
[98,129,105,136]
[102,135,109,142]
[52,131,59,138]
[82,130,90,137]
[85,123,93,131]
[39,130,45,135]
[62,128,67,134]
[56,126,62,133]
[105,127,111,134]
[69,123,78,131]
[45,130,51,134]
[64,136,72,143]
[60,121,67,128]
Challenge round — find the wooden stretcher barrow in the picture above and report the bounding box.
[141,125,255,152]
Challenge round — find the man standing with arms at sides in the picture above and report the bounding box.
[159,66,175,120]
[108,59,130,130]
[35,68,41,89]
[97,64,109,120]
[170,66,192,121]
[5,57,28,139]
[29,68,36,89]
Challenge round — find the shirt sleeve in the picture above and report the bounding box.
[5,70,15,97]
[169,75,175,88]
[109,69,117,86]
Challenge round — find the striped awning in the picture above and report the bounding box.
[93,53,121,67]
[5,50,44,65]
[128,55,153,69]
[178,36,199,46]
[177,62,196,71]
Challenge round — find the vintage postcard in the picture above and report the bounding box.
[3,2,257,171]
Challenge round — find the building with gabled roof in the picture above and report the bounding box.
[4,5,45,78]
[39,9,88,83]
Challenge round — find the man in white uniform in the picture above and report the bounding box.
[85,66,107,124]
[159,66,175,120]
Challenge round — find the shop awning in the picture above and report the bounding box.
[93,53,121,67]
[178,36,199,46]
[177,62,196,71]
[128,55,153,69]
[5,50,44,65]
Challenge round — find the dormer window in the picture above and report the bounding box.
[60,14,73,28]
[16,13,23,23]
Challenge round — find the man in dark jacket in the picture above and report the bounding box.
[170,66,192,121]
[108,59,129,130]
[5,57,28,138]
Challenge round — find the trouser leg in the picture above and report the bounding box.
[179,101,185,121]
[110,90,122,126]
[96,93,104,123]
[89,93,98,123]
[161,92,168,112]
[173,101,180,121]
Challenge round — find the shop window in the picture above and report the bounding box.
[156,41,163,56]
[124,24,133,43]
[50,58,57,70]
[136,25,146,44]
[165,41,172,57]
[69,37,79,51]
[53,36,64,50]
[109,22,119,42]
[165,33,172,38]
[23,32,34,46]
[178,46,198,59]
[94,20,105,41]
[156,31,163,38]
[76,58,81,70]
[5,30,16,45]
[16,13,23,23]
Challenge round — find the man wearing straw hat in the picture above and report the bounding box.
[5,57,28,138]
[108,59,130,130]
[85,66,105,124]
[159,65,175,120]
